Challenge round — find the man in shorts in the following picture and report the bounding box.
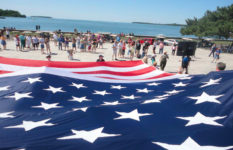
[159,52,169,71]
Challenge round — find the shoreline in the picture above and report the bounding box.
[2,29,233,43]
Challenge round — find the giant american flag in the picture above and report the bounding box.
[0,57,232,150]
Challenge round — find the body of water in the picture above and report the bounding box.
[0,17,191,37]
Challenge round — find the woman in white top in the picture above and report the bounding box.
[26,35,32,49]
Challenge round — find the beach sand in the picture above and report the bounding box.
[0,40,232,75]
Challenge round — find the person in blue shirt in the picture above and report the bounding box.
[116,35,120,42]
[58,36,63,50]
[212,48,222,63]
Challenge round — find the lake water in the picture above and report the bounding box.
[0,17,190,37]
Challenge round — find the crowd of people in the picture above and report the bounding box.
[0,29,228,74]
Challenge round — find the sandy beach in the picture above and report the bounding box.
[0,39,232,75]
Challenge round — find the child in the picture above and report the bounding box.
[45,37,51,55]
[212,48,221,63]
[172,44,177,55]
[14,35,20,51]
[72,37,76,52]
[39,36,45,54]
[67,49,74,60]
[65,37,69,50]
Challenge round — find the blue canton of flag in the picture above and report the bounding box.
[0,70,233,150]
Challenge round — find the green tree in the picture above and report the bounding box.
[181,4,233,39]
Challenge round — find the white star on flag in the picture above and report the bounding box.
[114,109,153,121]
[101,101,123,106]
[153,137,233,150]
[69,96,91,103]
[93,90,111,96]
[44,86,65,94]
[166,90,184,95]
[111,85,126,90]
[70,83,87,89]
[147,82,161,86]
[57,127,121,143]
[156,94,170,99]
[173,82,188,87]
[176,112,226,126]
[0,111,15,118]
[201,78,222,88]
[5,119,54,131]
[136,88,153,93]
[6,92,33,101]
[142,98,166,104]
[32,102,63,110]
[22,77,42,84]
[188,92,223,104]
[0,86,10,91]
[73,107,88,112]
[121,95,140,100]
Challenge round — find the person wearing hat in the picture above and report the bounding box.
[97,55,105,62]
[159,51,169,71]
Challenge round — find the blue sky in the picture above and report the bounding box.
[1,0,232,23]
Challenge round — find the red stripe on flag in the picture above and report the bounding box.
[0,57,144,68]
[0,70,13,74]
[96,72,174,80]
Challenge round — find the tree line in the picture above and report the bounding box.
[180,4,233,39]
[0,9,26,18]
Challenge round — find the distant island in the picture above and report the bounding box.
[31,16,52,19]
[0,9,26,18]
[132,22,186,26]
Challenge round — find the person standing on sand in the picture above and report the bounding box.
[26,35,32,50]
[112,41,118,60]
[92,38,97,52]
[209,44,217,57]
[14,35,20,51]
[212,48,221,63]
[118,40,123,58]
[1,35,7,50]
[172,43,177,55]
[80,38,85,52]
[130,41,136,60]
[58,35,63,50]
[159,51,169,71]
[122,41,126,58]
[159,41,164,54]
[45,37,51,54]
[153,41,157,54]
[39,36,45,54]
[136,40,141,58]
[99,37,103,49]
[53,33,58,47]
[61,35,65,50]
[76,36,81,49]
[32,35,37,50]
[64,37,70,51]
[181,56,191,74]
[19,34,26,50]
[6,30,10,39]
[72,37,77,52]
